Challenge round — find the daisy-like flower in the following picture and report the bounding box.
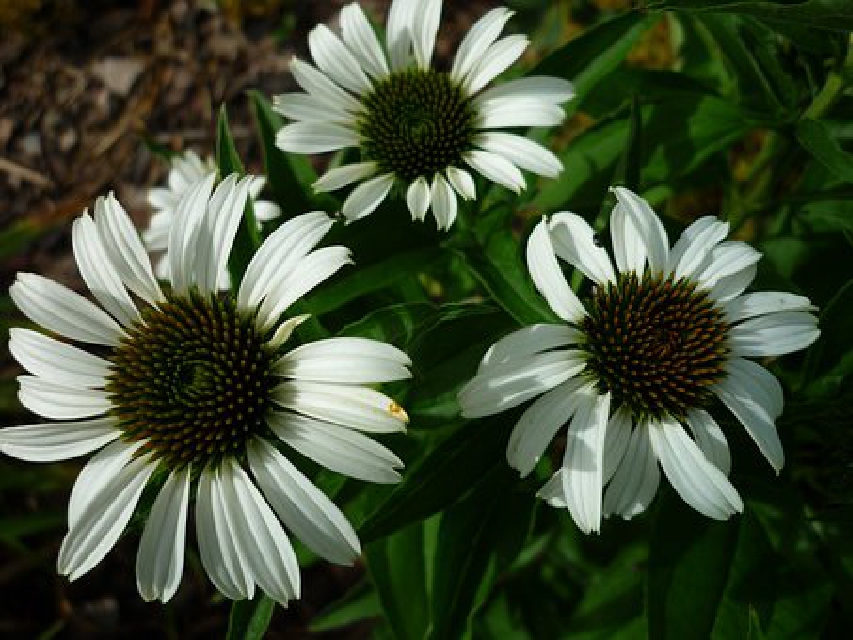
[145,150,281,286]
[458,187,820,531]
[3,176,411,604]
[275,0,573,230]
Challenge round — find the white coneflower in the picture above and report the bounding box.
[458,187,820,531]
[3,177,411,604]
[275,0,573,230]
[145,150,281,286]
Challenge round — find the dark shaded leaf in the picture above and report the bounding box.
[227,595,275,640]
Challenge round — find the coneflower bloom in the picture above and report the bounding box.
[275,0,573,230]
[458,187,819,531]
[145,150,281,286]
[3,176,410,603]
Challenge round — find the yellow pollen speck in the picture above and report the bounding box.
[389,401,408,423]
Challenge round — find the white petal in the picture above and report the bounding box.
[714,362,784,472]
[476,96,566,129]
[313,161,379,193]
[699,241,762,291]
[603,426,660,519]
[728,311,820,357]
[430,173,458,231]
[536,469,569,508]
[340,3,389,78]
[309,24,372,94]
[602,406,632,484]
[276,337,411,384]
[452,7,514,82]
[505,377,585,477]
[686,409,730,475]
[257,246,352,331]
[723,292,816,323]
[10,273,123,346]
[273,92,354,123]
[609,203,646,274]
[648,420,743,520]
[475,132,563,179]
[72,214,139,327]
[386,0,417,70]
[268,314,311,350]
[667,216,729,281]
[563,390,610,533]
[479,324,582,369]
[611,187,669,275]
[18,376,111,420]
[406,177,431,221]
[220,459,301,604]
[725,357,784,418]
[195,466,254,600]
[238,211,334,311]
[289,57,363,113]
[341,173,395,222]
[465,34,529,94]
[253,200,281,223]
[136,467,190,603]
[249,438,361,566]
[526,218,586,322]
[475,75,574,105]
[9,328,110,389]
[167,173,217,294]
[272,380,407,433]
[445,166,476,201]
[269,412,403,483]
[58,452,156,581]
[464,149,526,193]
[277,121,360,154]
[412,0,442,69]
[548,212,616,285]
[710,262,758,302]
[95,193,163,304]
[0,417,118,462]
[458,349,586,419]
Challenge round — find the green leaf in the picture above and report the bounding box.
[646,0,853,32]
[227,595,276,640]
[796,119,853,184]
[309,582,382,632]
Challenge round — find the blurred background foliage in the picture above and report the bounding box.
[1,0,852,638]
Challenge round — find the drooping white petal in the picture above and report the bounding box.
[602,406,632,484]
[445,166,476,201]
[340,3,389,79]
[725,357,784,419]
[273,92,354,123]
[475,75,574,105]
[238,211,334,311]
[710,262,758,302]
[313,161,379,193]
[248,437,361,566]
[0,417,118,462]
[167,173,217,294]
[72,214,139,327]
[667,216,729,281]
[9,328,110,389]
[18,376,110,420]
[686,409,731,475]
[406,177,431,221]
[458,350,586,419]
[536,469,569,508]
[563,389,610,533]
[451,7,514,82]
[10,273,123,346]
[136,466,190,603]
[603,425,660,519]
[611,187,669,275]
[714,362,784,472]
[475,132,563,179]
[309,24,371,94]
[699,241,762,291]
[386,0,417,70]
[548,212,616,285]
[289,57,363,114]
[95,193,163,304]
[463,150,526,193]
[276,337,411,384]
[648,420,743,520]
[269,412,403,483]
[476,96,566,129]
[505,377,585,477]
[272,380,407,433]
[220,459,301,604]
[257,246,352,331]
[411,0,442,69]
[723,292,816,323]
[479,323,582,369]
[430,173,458,231]
[465,34,529,94]
[341,173,396,222]
[58,452,156,581]
[525,218,586,322]
[609,203,646,275]
[277,121,361,154]
[728,311,820,357]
